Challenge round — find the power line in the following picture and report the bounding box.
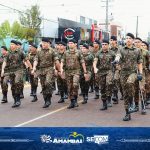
[0,3,58,23]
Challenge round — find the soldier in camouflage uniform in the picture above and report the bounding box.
[114,33,143,121]
[26,43,38,102]
[60,39,87,109]
[0,46,8,103]
[32,38,60,108]
[55,41,68,103]
[110,36,123,104]
[80,43,94,104]
[93,39,115,110]
[132,37,148,114]
[88,43,94,93]
[1,40,32,108]
[141,41,150,105]
[17,41,24,99]
[92,40,101,99]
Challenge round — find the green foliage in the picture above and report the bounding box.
[19,4,42,42]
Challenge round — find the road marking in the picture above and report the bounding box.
[14,100,83,127]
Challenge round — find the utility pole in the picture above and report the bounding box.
[105,0,109,33]
[101,0,112,36]
[136,16,138,37]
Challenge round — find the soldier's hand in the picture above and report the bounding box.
[31,68,36,75]
[84,73,89,81]
[94,68,98,74]
[1,70,4,77]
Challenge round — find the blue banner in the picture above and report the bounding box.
[0,127,150,150]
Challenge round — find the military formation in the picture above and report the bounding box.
[0,33,150,122]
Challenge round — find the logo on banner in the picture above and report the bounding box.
[86,135,109,144]
[40,132,84,144]
[64,28,75,40]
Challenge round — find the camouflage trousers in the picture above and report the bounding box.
[57,76,67,93]
[66,73,80,100]
[145,71,150,94]
[113,70,123,96]
[3,70,24,96]
[95,70,113,101]
[38,68,54,97]
[1,77,8,94]
[30,74,38,89]
[80,72,92,95]
[134,70,146,104]
[120,73,138,109]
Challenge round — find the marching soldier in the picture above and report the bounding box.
[132,37,148,114]
[114,33,143,121]
[55,41,68,103]
[0,46,9,103]
[1,40,32,108]
[26,43,38,102]
[93,39,115,110]
[110,36,123,104]
[80,43,94,104]
[31,38,61,108]
[92,40,101,99]
[60,39,87,109]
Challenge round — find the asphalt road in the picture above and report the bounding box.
[0,83,150,127]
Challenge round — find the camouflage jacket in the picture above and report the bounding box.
[116,46,143,74]
[80,52,94,74]
[141,49,149,70]
[4,49,25,71]
[61,49,85,74]
[26,52,37,66]
[34,47,59,69]
[95,49,115,75]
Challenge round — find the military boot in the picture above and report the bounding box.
[30,87,34,96]
[74,95,79,107]
[58,92,65,103]
[141,101,146,115]
[94,87,99,99]
[82,93,88,104]
[123,109,131,121]
[31,87,38,102]
[43,95,51,108]
[107,96,112,107]
[20,90,24,99]
[67,99,75,109]
[1,92,8,103]
[64,90,68,99]
[12,94,21,108]
[100,99,107,110]
[112,91,118,104]
[128,97,136,113]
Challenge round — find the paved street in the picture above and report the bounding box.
[0,83,150,127]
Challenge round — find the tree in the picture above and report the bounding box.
[0,20,27,40]
[19,5,42,42]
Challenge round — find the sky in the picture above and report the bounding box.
[0,0,150,39]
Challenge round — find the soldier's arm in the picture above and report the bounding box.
[26,60,33,70]
[93,58,98,73]
[1,61,6,77]
[137,50,143,74]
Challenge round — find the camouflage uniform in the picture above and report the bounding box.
[116,46,142,117]
[3,49,25,107]
[146,51,150,99]
[80,52,94,103]
[91,49,100,98]
[26,52,38,102]
[110,46,123,103]
[0,55,8,103]
[57,52,68,103]
[94,49,115,109]
[34,47,59,107]
[61,49,85,108]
